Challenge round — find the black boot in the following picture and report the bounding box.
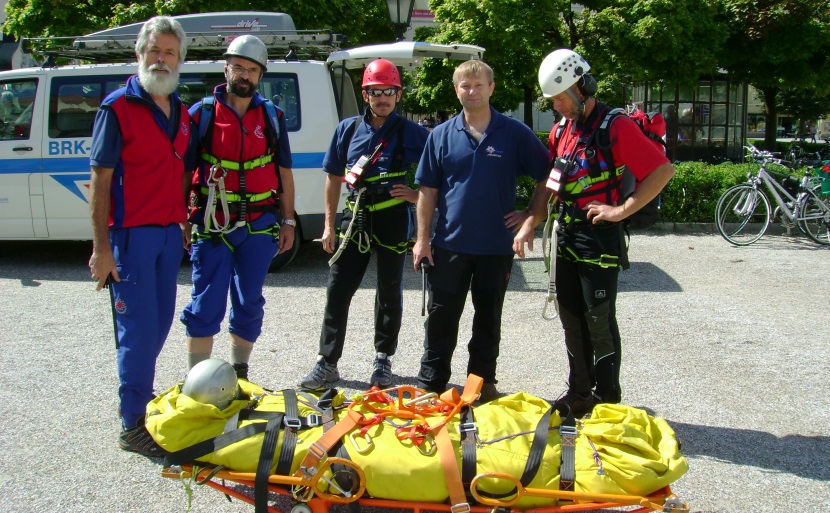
[232,362,249,380]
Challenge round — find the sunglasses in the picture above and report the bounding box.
[365,88,398,97]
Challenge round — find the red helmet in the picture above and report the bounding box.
[362,59,401,88]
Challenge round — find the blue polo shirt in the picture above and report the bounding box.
[323,109,429,188]
[416,107,548,255]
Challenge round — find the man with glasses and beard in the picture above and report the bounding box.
[299,59,428,391]
[180,36,294,383]
[89,15,196,458]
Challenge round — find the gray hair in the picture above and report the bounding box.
[135,15,187,61]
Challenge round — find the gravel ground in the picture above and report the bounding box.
[0,230,828,513]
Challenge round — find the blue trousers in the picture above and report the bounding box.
[181,213,278,343]
[110,224,183,429]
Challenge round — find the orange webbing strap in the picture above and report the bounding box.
[294,406,363,486]
[432,374,484,513]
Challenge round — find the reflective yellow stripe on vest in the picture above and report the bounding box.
[199,187,273,203]
[201,152,274,171]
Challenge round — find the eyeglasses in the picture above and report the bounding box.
[227,64,261,76]
[364,88,398,97]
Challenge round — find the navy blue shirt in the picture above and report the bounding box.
[323,109,429,188]
[416,107,548,255]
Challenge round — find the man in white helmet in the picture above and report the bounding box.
[515,49,674,417]
[181,35,294,381]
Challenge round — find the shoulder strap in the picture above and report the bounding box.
[198,96,215,152]
[552,116,569,155]
[261,99,281,152]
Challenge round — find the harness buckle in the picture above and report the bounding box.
[457,422,477,435]
[305,413,321,427]
[284,416,302,430]
[577,175,593,191]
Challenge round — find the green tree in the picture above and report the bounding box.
[410,0,726,126]
[777,87,830,136]
[718,0,830,149]
[3,0,393,47]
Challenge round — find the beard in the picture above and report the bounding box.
[138,62,180,97]
[228,77,256,98]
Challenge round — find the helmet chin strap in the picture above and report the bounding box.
[565,88,587,122]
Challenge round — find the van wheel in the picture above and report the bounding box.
[268,225,301,272]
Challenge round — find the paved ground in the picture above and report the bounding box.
[0,231,828,513]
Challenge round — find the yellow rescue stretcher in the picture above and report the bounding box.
[153,375,690,513]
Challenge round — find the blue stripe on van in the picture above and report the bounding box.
[0,152,326,173]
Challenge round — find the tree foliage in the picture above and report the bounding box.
[3,0,393,47]
[718,0,830,148]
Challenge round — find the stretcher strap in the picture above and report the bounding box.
[295,408,363,482]
[255,417,282,513]
[559,414,578,491]
[277,389,300,476]
[432,375,483,513]
[459,407,477,493]
[163,416,279,466]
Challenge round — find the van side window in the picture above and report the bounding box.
[0,78,38,140]
[178,73,300,131]
[49,78,111,139]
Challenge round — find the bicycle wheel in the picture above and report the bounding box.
[715,185,771,245]
[796,189,830,245]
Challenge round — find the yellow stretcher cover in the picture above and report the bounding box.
[146,382,688,508]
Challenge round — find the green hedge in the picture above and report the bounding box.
[516,161,810,223]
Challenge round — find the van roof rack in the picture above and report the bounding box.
[21,12,346,63]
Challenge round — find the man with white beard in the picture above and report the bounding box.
[88,15,196,458]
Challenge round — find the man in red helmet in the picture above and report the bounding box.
[300,58,429,390]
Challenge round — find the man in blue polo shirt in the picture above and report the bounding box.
[412,60,550,402]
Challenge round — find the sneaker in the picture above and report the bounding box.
[118,417,167,458]
[477,382,503,404]
[369,353,393,388]
[299,358,340,390]
[553,389,596,418]
[232,362,249,380]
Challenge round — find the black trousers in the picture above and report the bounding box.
[417,246,514,391]
[318,204,411,363]
[556,223,622,398]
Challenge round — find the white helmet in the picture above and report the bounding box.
[182,358,239,410]
[538,49,592,98]
[224,35,268,72]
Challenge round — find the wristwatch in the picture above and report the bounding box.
[282,218,296,227]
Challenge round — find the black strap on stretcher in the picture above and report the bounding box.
[557,405,578,491]
[162,390,320,513]
[461,405,555,501]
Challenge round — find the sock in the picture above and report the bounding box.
[187,351,212,370]
[231,341,254,365]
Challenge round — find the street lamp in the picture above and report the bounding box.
[386,0,416,42]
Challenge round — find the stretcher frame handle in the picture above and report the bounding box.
[469,472,688,512]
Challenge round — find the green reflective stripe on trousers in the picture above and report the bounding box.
[199,187,273,203]
[559,244,620,268]
[201,152,274,170]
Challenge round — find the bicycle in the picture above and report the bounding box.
[715,145,830,246]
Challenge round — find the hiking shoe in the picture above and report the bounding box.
[118,417,167,458]
[232,362,249,380]
[593,387,622,405]
[553,389,596,418]
[477,382,503,404]
[369,354,393,388]
[299,358,340,390]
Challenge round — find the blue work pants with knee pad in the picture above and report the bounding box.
[181,213,279,343]
[109,224,184,429]
[417,246,514,391]
[555,223,621,399]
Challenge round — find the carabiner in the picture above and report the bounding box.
[348,431,373,454]
[209,164,226,184]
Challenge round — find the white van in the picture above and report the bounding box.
[0,12,482,270]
